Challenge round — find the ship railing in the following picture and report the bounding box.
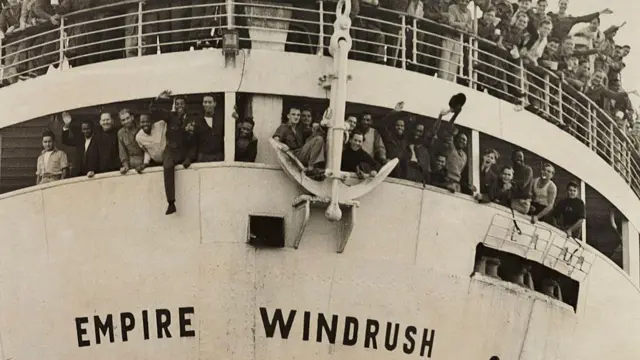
[0,0,639,196]
[483,213,596,282]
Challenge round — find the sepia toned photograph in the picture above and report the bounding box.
[0,0,637,358]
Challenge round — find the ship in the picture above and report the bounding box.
[0,0,637,359]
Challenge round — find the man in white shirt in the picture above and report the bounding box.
[36,130,69,184]
[135,112,167,173]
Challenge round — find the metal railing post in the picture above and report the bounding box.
[468,36,474,90]
[558,77,564,125]
[0,37,4,81]
[59,17,65,67]
[137,1,143,57]
[457,33,463,79]
[400,15,406,70]
[588,103,594,150]
[317,0,324,56]
[412,18,417,65]
[519,59,526,107]
[543,74,550,114]
[226,0,235,29]
[610,123,616,166]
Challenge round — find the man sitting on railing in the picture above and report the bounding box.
[273,106,325,178]
[149,89,197,215]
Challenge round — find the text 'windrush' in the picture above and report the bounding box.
[259,307,436,358]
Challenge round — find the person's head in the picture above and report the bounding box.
[42,130,55,151]
[119,108,135,129]
[175,97,187,115]
[483,148,499,166]
[558,0,568,13]
[139,113,152,134]
[349,131,365,151]
[512,150,525,166]
[622,45,631,57]
[238,117,255,139]
[346,115,358,131]
[301,108,313,126]
[413,123,425,141]
[588,16,600,31]
[540,163,555,180]
[287,107,301,125]
[394,118,405,137]
[577,58,590,73]
[361,112,373,131]
[454,133,467,150]
[457,0,470,9]
[536,0,547,13]
[518,0,532,12]
[483,7,496,22]
[500,165,515,183]
[613,45,623,58]
[434,153,447,170]
[515,13,529,30]
[562,37,574,53]
[81,120,94,139]
[99,112,113,131]
[610,78,622,91]
[546,38,560,53]
[567,57,579,70]
[591,70,606,86]
[538,19,552,37]
[202,94,216,115]
[567,181,579,198]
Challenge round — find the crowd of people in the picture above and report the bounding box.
[36,89,584,246]
[273,100,585,239]
[37,90,256,215]
[0,0,636,161]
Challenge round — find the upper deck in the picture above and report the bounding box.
[0,0,637,195]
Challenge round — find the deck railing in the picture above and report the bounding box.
[1,0,639,197]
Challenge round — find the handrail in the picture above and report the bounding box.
[0,0,638,198]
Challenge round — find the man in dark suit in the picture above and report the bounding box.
[150,90,197,215]
[192,94,224,162]
[95,112,120,174]
[61,112,100,178]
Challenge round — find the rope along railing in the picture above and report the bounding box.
[0,0,638,196]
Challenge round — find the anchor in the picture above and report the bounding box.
[270,0,398,252]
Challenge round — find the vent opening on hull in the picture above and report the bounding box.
[473,244,579,311]
[248,215,285,248]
